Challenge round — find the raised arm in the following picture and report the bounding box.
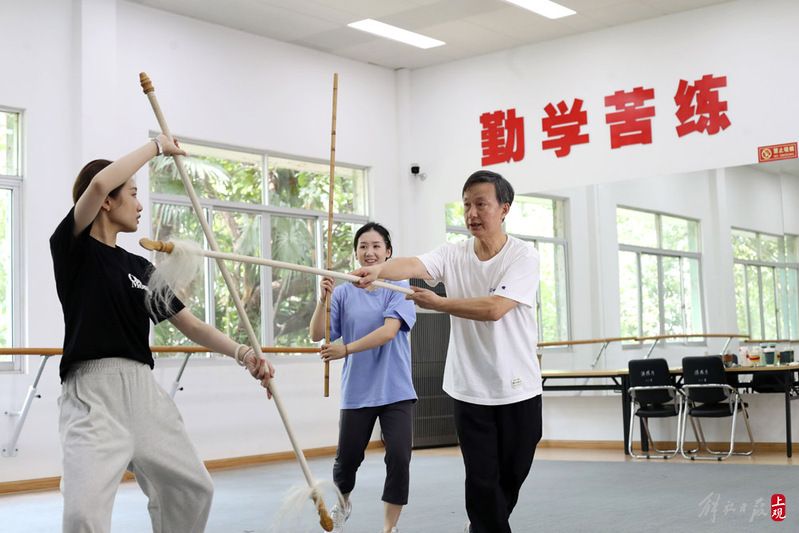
[73,134,184,235]
[309,276,334,342]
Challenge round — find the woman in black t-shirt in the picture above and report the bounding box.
[50,134,274,533]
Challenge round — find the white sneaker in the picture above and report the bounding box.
[377,528,399,533]
[330,500,352,533]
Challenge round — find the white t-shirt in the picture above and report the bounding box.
[418,236,542,405]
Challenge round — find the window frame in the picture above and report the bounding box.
[617,206,706,343]
[148,138,369,355]
[732,228,798,339]
[445,194,572,343]
[0,105,24,373]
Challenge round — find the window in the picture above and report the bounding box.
[149,140,368,354]
[617,207,704,339]
[732,229,798,339]
[445,195,570,342]
[1,107,22,371]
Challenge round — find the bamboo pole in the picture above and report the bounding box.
[324,73,338,397]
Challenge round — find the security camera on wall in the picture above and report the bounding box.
[410,163,427,181]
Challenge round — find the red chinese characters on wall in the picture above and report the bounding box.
[478,74,730,163]
[605,87,656,148]
[541,99,590,157]
[480,108,525,165]
[674,74,730,137]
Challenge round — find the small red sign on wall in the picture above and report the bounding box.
[758,142,797,163]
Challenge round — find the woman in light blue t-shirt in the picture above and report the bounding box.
[310,222,416,533]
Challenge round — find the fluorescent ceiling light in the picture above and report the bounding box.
[502,0,576,19]
[348,19,445,49]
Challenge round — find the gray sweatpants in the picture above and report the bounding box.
[59,358,213,533]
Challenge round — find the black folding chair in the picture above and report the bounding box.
[680,356,755,460]
[627,358,688,459]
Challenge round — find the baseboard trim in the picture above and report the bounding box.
[542,438,797,454]
[538,439,623,450]
[0,441,384,496]
[0,476,63,495]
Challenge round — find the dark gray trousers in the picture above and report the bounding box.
[333,400,414,505]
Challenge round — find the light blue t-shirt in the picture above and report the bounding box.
[329,281,417,409]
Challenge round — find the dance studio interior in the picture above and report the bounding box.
[2,0,799,531]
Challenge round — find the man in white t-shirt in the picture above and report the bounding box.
[350,170,542,533]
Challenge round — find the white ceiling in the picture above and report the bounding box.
[123,0,734,70]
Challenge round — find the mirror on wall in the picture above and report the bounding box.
[531,158,798,373]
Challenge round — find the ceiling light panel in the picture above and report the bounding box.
[501,0,576,19]
[347,19,446,49]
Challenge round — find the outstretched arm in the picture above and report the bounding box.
[407,287,519,321]
[349,256,430,288]
[168,308,275,395]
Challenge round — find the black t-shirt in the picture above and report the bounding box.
[49,208,184,381]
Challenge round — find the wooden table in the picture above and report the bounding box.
[541,368,631,452]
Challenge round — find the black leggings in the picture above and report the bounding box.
[333,400,414,505]
[455,395,543,533]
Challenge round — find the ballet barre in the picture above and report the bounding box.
[158,346,320,398]
[1,348,60,457]
[538,337,635,394]
[0,346,319,457]
[637,333,749,358]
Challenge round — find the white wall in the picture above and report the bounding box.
[1,0,398,483]
[396,0,799,447]
[2,0,799,484]
[399,0,799,255]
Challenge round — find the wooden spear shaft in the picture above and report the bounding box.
[138,73,334,532]
[139,238,412,295]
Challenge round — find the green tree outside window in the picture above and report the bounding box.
[732,228,797,339]
[445,195,570,343]
[617,207,704,340]
[149,141,368,354]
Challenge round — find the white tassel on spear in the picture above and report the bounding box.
[140,237,414,299]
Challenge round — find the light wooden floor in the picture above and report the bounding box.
[413,443,799,465]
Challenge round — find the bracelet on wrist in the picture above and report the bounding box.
[235,344,247,366]
[151,137,163,156]
[243,349,255,367]
[344,344,349,357]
